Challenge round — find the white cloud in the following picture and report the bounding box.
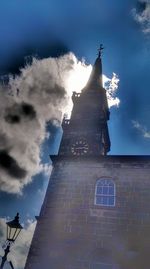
[132,1,150,34]
[0,53,75,194]
[104,72,120,108]
[0,217,36,269]
[39,163,52,177]
[132,120,150,138]
[0,53,120,194]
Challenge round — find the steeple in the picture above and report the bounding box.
[86,44,104,89]
[59,46,111,156]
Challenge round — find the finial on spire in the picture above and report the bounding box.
[97,44,104,58]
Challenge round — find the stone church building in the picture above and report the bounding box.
[25,50,150,269]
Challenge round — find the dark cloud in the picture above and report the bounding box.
[0,150,27,179]
[5,102,36,124]
[48,83,66,101]
[21,103,36,119]
[0,134,10,148]
[5,114,21,124]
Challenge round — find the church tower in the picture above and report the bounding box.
[59,46,110,157]
[25,49,150,269]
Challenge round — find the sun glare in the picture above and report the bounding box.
[65,59,92,95]
[65,61,113,94]
[64,57,120,117]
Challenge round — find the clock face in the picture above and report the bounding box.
[71,139,89,156]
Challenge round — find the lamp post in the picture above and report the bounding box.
[0,213,23,269]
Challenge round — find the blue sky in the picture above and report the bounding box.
[0,0,150,268]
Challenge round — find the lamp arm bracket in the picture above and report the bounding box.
[9,261,15,269]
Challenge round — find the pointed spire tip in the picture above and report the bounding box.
[97,44,104,58]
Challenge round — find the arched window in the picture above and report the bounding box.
[95,178,115,206]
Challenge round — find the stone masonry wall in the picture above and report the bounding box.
[25,156,150,269]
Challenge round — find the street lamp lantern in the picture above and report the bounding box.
[0,213,23,269]
[6,213,23,242]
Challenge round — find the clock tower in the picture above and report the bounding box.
[59,48,110,157]
[25,48,150,269]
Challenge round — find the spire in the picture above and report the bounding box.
[86,44,104,89]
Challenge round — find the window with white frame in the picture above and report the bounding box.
[95,178,115,206]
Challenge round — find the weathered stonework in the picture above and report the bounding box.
[25,156,150,269]
[24,54,150,269]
